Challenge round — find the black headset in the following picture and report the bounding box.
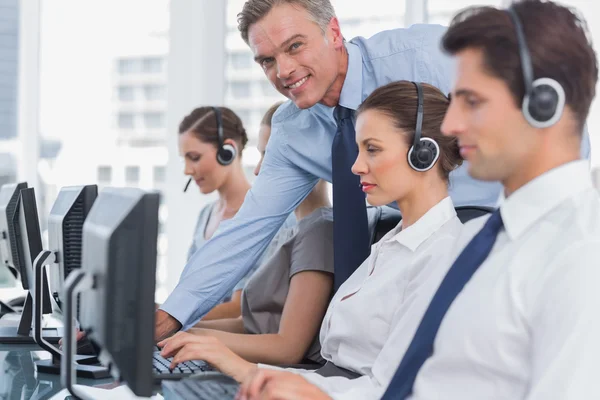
[507,6,565,128]
[212,106,237,166]
[407,81,440,172]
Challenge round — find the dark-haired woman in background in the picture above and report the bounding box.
[179,105,294,321]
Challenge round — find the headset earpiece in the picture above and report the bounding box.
[217,142,237,166]
[523,78,565,128]
[212,106,237,166]
[507,7,565,128]
[408,138,440,171]
[408,82,440,172]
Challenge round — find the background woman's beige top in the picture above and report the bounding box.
[241,207,334,364]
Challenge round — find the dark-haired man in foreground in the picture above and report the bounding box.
[237,1,600,398]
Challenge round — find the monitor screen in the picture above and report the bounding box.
[79,187,159,397]
[13,188,52,314]
[47,185,97,308]
[0,183,28,288]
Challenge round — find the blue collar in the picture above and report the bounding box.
[338,42,363,111]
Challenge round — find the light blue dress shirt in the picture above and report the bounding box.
[161,24,591,329]
[187,201,297,294]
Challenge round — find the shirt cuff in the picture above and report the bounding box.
[257,363,318,375]
[257,363,285,371]
[159,289,201,331]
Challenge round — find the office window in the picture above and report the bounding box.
[229,52,252,70]
[153,165,166,184]
[229,82,251,98]
[260,81,278,97]
[0,10,17,141]
[158,205,168,234]
[144,112,165,129]
[142,57,164,73]
[426,0,503,25]
[97,166,112,182]
[118,113,135,129]
[125,166,140,184]
[0,174,13,188]
[251,111,263,126]
[118,86,135,101]
[118,59,138,74]
[235,109,251,124]
[144,85,165,101]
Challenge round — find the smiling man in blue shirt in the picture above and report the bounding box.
[155,0,590,339]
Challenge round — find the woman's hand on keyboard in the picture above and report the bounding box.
[158,331,257,383]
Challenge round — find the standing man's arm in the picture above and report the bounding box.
[156,127,319,340]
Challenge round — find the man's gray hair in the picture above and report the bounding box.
[238,0,337,44]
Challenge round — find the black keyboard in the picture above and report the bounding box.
[153,347,214,380]
[162,373,239,400]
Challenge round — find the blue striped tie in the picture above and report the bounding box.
[331,105,370,291]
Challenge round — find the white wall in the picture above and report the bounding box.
[163,0,227,297]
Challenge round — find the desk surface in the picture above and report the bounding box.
[0,344,114,400]
[0,287,116,399]
[0,289,167,399]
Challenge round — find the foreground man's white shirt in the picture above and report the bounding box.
[407,160,600,400]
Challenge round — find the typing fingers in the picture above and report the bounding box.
[159,331,195,357]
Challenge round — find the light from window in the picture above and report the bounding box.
[153,165,166,183]
[229,52,252,70]
[0,174,15,188]
[144,112,165,129]
[118,113,135,129]
[426,0,504,25]
[118,86,135,101]
[125,165,140,183]
[261,81,278,96]
[118,59,138,74]
[236,109,251,124]
[144,85,166,101]
[97,166,112,182]
[230,82,251,98]
[142,57,164,73]
[251,111,263,126]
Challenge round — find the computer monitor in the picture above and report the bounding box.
[4,187,60,344]
[62,187,159,398]
[0,186,61,343]
[33,184,107,379]
[0,182,28,284]
[47,185,98,310]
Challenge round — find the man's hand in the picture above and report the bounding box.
[155,309,181,342]
[237,369,333,400]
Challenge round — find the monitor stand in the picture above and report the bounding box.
[0,292,63,344]
[0,299,17,314]
[33,250,109,379]
[63,270,109,399]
